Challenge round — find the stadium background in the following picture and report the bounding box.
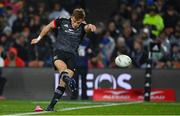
[0,0,179,69]
[0,0,180,115]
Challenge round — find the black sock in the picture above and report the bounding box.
[49,86,65,108]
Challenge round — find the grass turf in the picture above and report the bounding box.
[0,100,180,115]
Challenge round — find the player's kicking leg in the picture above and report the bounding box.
[45,60,77,111]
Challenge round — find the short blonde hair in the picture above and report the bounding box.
[72,8,86,20]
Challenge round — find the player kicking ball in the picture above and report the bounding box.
[31,8,96,111]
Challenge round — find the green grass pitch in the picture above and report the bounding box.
[0,100,180,115]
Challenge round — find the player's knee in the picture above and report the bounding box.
[54,60,67,71]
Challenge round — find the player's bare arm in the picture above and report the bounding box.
[84,24,96,32]
[31,21,55,44]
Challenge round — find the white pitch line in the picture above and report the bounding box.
[32,101,109,105]
[59,101,143,112]
[4,101,143,116]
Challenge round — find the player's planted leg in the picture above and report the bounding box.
[61,71,77,93]
[46,86,65,111]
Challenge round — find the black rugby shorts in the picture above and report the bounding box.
[53,50,76,71]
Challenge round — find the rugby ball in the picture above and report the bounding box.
[115,55,132,67]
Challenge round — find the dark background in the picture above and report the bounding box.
[2,68,180,101]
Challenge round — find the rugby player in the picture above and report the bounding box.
[31,8,96,111]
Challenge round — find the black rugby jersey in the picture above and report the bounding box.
[53,17,86,54]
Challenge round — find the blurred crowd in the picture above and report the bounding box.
[0,0,179,69]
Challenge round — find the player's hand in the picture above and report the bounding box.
[31,38,40,45]
[88,24,96,32]
[85,24,96,32]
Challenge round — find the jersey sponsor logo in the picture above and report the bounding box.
[64,24,69,28]
[68,29,74,32]
[65,29,75,34]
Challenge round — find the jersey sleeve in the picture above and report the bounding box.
[53,17,62,28]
